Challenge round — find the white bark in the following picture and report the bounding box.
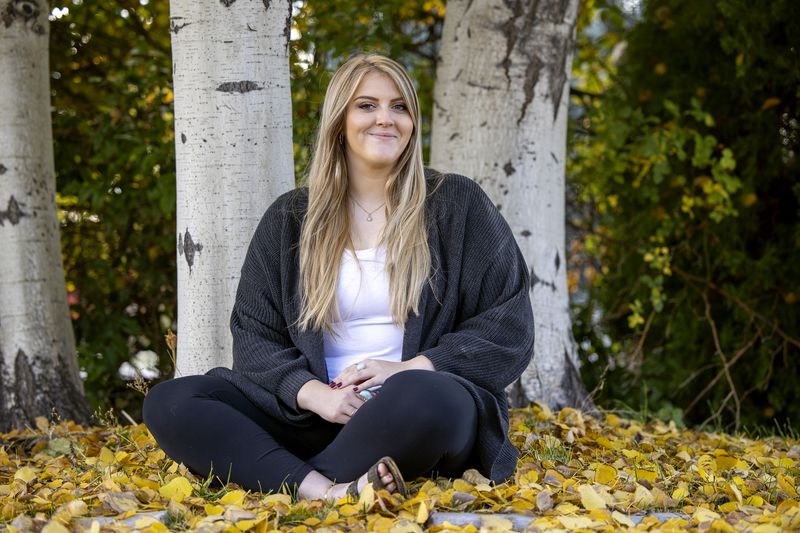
[171,0,295,375]
[431,0,586,408]
[0,0,89,430]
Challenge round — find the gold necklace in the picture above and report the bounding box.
[350,197,385,222]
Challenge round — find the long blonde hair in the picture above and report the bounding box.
[297,54,430,332]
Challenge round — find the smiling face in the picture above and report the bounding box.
[343,71,414,179]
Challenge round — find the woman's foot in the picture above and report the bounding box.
[297,459,402,501]
[326,461,398,500]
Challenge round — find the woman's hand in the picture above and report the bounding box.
[297,380,366,424]
[332,355,435,392]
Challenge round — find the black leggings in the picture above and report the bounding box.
[142,369,478,493]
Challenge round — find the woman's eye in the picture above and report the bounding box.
[393,104,408,111]
[358,103,375,110]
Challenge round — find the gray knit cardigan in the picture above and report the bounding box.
[207,170,535,482]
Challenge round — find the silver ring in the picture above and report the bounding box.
[356,362,366,371]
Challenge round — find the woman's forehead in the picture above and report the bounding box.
[352,72,404,99]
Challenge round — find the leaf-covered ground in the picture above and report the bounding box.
[1,405,799,532]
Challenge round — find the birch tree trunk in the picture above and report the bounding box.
[430,0,587,409]
[0,0,90,430]
[170,0,295,375]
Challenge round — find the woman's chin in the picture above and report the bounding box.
[362,155,402,170]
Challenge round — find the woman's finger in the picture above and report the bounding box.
[331,361,366,385]
[338,368,374,388]
[353,377,379,392]
[331,367,352,385]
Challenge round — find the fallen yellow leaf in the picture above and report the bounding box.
[389,519,424,533]
[339,503,360,516]
[41,522,70,533]
[357,482,375,510]
[416,501,428,524]
[13,466,39,484]
[158,476,193,502]
[262,493,292,506]
[633,484,655,508]
[578,484,607,510]
[672,487,689,501]
[219,489,247,506]
[635,468,658,483]
[612,510,635,527]
[98,447,115,467]
[133,516,168,531]
[480,515,514,531]
[595,464,617,485]
[778,475,798,498]
[557,515,598,529]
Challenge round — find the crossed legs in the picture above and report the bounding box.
[143,369,478,496]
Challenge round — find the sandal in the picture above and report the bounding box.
[346,456,408,499]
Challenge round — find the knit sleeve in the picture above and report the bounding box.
[227,199,318,416]
[421,181,535,393]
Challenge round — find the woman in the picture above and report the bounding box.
[143,53,534,501]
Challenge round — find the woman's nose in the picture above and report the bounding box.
[376,106,394,126]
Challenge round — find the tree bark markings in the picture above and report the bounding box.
[2,0,45,34]
[216,81,262,93]
[431,0,587,409]
[1,0,90,429]
[177,228,203,272]
[171,0,294,374]
[0,195,27,225]
[0,349,89,432]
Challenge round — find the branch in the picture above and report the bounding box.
[701,290,741,429]
[570,87,602,100]
[682,321,761,417]
[672,266,800,350]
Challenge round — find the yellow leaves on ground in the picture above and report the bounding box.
[12,466,38,484]
[577,484,607,510]
[158,475,193,502]
[594,463,617,485]
[1,407,800,531]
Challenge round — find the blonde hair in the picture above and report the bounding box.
[297,53,430,332]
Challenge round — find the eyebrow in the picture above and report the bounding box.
[353,95,406,102]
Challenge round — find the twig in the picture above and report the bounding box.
[700,390,736,430]
[673,266,800,350]
[677,362,717,390]
[119,410,137,426]
[683,322,762,417]
[629,310,655,371]
[740,341,784,404]
[701,291,741,429]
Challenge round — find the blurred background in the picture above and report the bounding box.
[48,0,798,433]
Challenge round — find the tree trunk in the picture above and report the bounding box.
[0,0,90,431]
[430,0,588,409]
[170,0,295,375]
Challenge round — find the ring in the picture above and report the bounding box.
[356,362,366,371]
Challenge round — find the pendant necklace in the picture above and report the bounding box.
[350,196,385,222]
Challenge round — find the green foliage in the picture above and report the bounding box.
[50,0,176,415]
[570,0,800,430]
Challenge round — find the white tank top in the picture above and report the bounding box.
[323,246,403,382]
